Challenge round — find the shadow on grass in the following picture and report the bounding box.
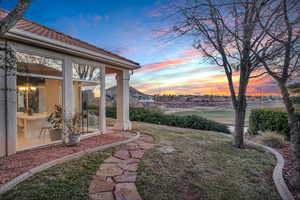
[1,148,115,200]
[133,122,280,200]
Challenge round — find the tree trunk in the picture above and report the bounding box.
[234,99,247,148]
[278,81,300,190]
[232,63,249,148]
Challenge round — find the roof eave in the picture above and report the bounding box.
[5,28,141,70]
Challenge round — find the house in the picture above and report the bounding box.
[0,9,140,157]
[106,86,154,106]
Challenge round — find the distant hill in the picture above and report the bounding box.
[106,86,152,99]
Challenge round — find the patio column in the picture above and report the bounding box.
[114,70,132,130]
[63,58,73,118]
[99,65,106,133]
[0,53,17,157]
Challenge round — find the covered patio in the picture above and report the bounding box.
[0,9,140,157]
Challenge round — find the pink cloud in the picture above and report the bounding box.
[94,15,102,22]
[134,70,279,96]
[148,10,161,17]
[150,28,171,39]
[135,57,193,74]
[135,46,205,74]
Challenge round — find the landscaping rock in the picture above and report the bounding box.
[158,146,176,154]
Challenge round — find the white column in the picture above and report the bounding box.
[99,65,106,133]
[0,59,16,156]
[0,62,5,157]
[114,70,132,130]
[6,67,17,155]
[63,58,73,119]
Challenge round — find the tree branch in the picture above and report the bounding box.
[0,0,32,37]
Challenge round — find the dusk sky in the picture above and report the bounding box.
[1,0,279,96]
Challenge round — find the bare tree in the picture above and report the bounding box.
[166,0,269,148]
[255,0,300,189]
[73,63,100,81]
[0,0,32,37]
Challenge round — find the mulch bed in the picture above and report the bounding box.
[247,136,300,200]
[276,144,300,200]
[0,132,134,185]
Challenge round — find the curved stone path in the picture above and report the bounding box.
[89,134,155,200]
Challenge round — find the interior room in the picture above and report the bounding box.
[16,53,100,150]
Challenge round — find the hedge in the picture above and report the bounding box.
[291,96,300,105]
[106,107,230,134]
[248,107,300,138]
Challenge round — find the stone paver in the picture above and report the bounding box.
[123,143,140,151]
[114,171,137,183]
[114,150,131,160]
[114,183,142,200]
[137,142,155,150]
[104,157,123,163]
[118,162,139,172]
[89,192,115,200]
[97,164,123,177]
[130,150,144,159]
[88,134,154,200]
[89,180,115,194]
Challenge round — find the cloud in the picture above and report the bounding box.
[135,46,205,74]
[150,28,171,39]
[133,70,279,96]
[78,13,108,26]
[135,57,193,73]
[147,10,162,18]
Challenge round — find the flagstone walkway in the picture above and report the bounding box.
[89,134,155,200]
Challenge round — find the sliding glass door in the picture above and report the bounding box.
[73,63,100,134]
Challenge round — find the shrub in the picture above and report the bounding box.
[248,107,300,139]
[257,132,286,148]
[106,107,230,134]
[291,96,300,105]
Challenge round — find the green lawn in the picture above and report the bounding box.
[134,122,280,200]
[1,148,115,200]
[1,121,279,200]
[171,110,250,125]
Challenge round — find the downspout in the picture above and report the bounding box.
[4,40,8,157]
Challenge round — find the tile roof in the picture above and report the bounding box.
[0,9,139,66]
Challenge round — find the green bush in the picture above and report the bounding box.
[291,96,300,105]
[248,107,300,138]
[106,107,230,134]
